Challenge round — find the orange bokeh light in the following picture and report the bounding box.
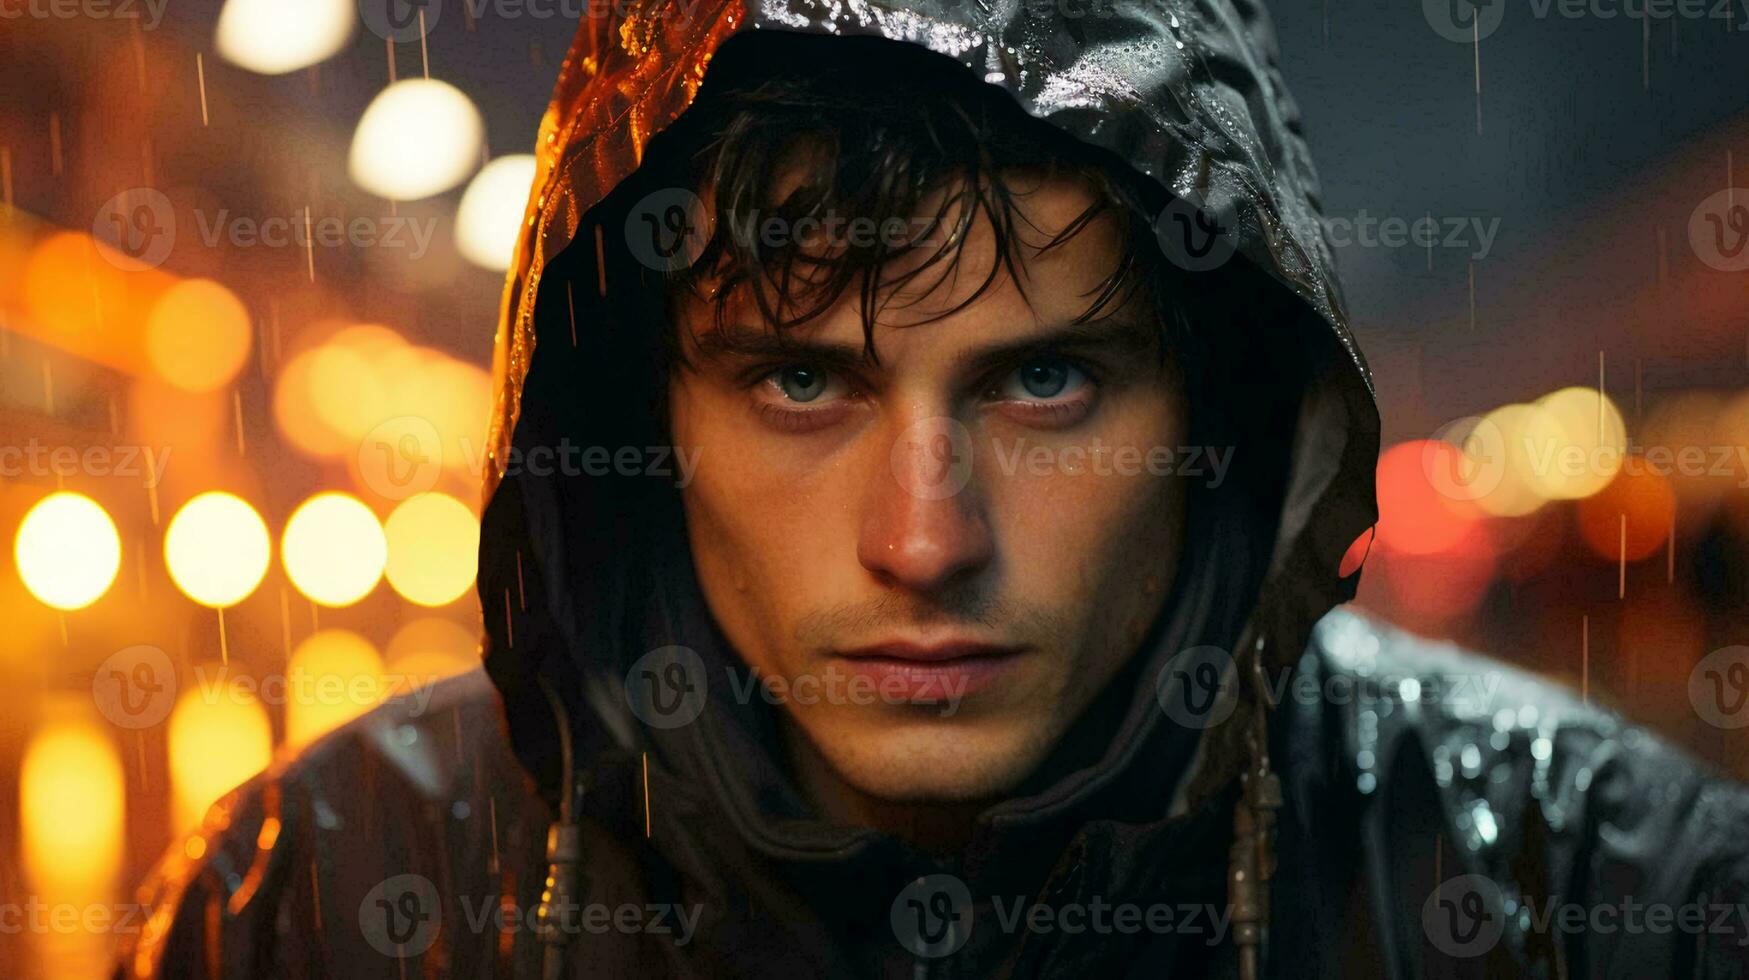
[1576,460,1676,563]
[145,278,253,392]
[1374,440,1489,556]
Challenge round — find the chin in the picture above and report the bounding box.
[810,715,1050,804]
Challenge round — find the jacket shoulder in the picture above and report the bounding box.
[1302,608,1749,969]
[118,670,551,978]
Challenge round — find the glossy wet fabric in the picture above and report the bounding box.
[118,616,1749,977]
[119,1,1749,977]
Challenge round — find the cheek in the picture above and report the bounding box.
[994,464,1179,602]
[980,398,1185,640]
[672,387,858,659]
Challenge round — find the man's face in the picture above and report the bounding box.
[668,177,1187,804]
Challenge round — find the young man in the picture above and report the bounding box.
[124,2,1749,977]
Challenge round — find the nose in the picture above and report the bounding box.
[857,414,995,593]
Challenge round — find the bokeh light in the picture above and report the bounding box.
[272,323,493,479]
[23,231,132,336]
[282,493,387,607]
[273,345,354,458]
[1469,403,1567,517]
[165,492,271,608]
[214,0,355,75]
[348,79,485,200]
[455,155,538,270]
[1375,441,1487,556]
[384,493,480,606]
[304,324,432,447]
[286,630,384,748]
[386,617,479,687]
[168,684,272,832]
[145,278,252,393]
[19,704,125,980]
[273,327,491,483]
[1577,461,1677,562]
[21,709,124,895]
[1526,387,1627,501]
[15,492,121,610]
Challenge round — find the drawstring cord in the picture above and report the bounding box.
[1229,636,1282,980]
[536,678,584,980]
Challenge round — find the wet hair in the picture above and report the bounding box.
[628,31,1197,373]
[598,30,1300,659]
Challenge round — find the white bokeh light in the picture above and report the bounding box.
[455,155,539,270]
[348,79,486,201]
[214,0,355,76]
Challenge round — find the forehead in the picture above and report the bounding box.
[676,175,1140,356]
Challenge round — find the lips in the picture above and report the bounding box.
[832,641,1027,701]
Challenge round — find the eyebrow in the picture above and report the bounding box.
[688,312,1161,375]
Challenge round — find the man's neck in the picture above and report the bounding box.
[781,720,987,856]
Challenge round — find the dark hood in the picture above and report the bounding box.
[476,0,1379,882]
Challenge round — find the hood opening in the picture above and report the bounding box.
[480,12,1378,864]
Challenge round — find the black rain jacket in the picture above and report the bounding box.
[121,2,1749,977]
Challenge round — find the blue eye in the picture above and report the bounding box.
[773,366,830,402]
[1002,357,1087,401]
